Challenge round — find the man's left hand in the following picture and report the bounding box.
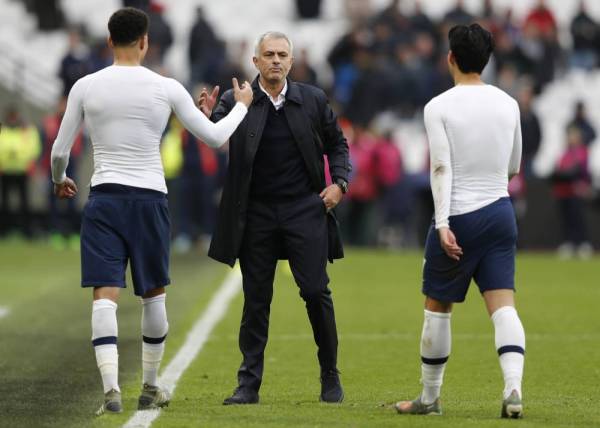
[319,184,343,212]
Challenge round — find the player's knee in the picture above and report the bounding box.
[142,286,166,299]
[93,286,120,302]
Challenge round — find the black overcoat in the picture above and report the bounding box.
[207,77,351,267]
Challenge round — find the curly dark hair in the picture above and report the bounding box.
[448,23,495,74]
[108,7,149,46]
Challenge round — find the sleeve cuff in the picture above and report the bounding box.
[233,101,248,113]
[435,221,449,230]
[52,173,66,185]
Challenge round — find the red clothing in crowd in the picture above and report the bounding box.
[347,133,401,201]
[553,145,589,198]
[524,5,557,36]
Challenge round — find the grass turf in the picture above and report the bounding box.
[0,242,598,427]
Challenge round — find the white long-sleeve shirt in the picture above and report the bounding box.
[51,65,247,193]
[424,84,522,229]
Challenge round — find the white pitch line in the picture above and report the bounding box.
[0,306,10,319]
[123,267,242,428]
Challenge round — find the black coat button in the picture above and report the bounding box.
[249,132,255,137]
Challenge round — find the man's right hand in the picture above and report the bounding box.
[438,227,463,261]
[198,85,219,118]
[232,77,253,107]
[54,177,78,199]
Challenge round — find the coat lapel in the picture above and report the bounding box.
[243,78,269,170]
[284,83,325,190]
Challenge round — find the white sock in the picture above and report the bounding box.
[141,294,169,387]
[420,310,451,404]
[491,306,525,399]
[91,299,119,393]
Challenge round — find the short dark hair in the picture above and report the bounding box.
[448,23,494,74]
[108,7,149,46]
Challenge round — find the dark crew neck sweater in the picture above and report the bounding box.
[249,103,312,199]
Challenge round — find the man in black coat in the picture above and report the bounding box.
[200,31,350,405]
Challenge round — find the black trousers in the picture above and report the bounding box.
[558,196,588,244]
[237,193,338,391]
[0,174,30,236]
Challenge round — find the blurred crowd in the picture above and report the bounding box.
[1,0,598,257]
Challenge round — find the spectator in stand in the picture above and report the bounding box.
[328,26,369,106]
[499,8,521,43]
[147,1,173,65]
[411,1,437,38]
[289,48,318,86]
[29,0,64,30]
[552,126,593,259]
[344,48,390,126]
[373,0,411,35]
[296,0,321,19]
[188,7,224,87]
[59,28,91,96]
[524,0,557,40]
[339,125,401,246]
[570,0,599,70]
[372,128,402,244]
[339,126,379,246]
[122,0,149,11]
[517,83,541,176]
[568,101,597,147]
[212,41,248,93]
[39,97,84,248]
[523,0,560,90]
[443,0,473,26]
[0,108,41,238]
[89,39,113,72]
[174,86,223,252]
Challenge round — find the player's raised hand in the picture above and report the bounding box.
[198,85,219,118]
[438,227,463,261]
[54,177,78,199]
[232,77,253,107]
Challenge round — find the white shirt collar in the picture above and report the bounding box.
[258,80,287,110]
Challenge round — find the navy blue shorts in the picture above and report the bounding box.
[422,197,517,303]
[80,184,171,296]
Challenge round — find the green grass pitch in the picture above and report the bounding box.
[0,241,598,427]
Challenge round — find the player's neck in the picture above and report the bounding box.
[453,72,484,86]
[113,49,142,66]
[259,76,285,99]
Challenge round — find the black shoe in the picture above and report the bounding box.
[223,387,259,405]
[320,369,344,403]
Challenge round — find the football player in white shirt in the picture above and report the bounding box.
[51,7,252,416]
[395,24,525,419]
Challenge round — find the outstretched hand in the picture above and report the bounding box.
[54,177,78,199]
[198,85,220,118]
[438,227,462,261]
[232,77,253,107]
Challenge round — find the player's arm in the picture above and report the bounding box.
[167,78,251,148]
[424,100,462,260]
[508,103,523,181]
[51,79,85,198]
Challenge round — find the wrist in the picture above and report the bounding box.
[333,177,348,194]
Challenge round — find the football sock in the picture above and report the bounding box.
[420,309,451,404]
[491,306,525,399]
[91,299,119,393]
[141,294,169,387]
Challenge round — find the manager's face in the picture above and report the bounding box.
[253,37,293,85]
